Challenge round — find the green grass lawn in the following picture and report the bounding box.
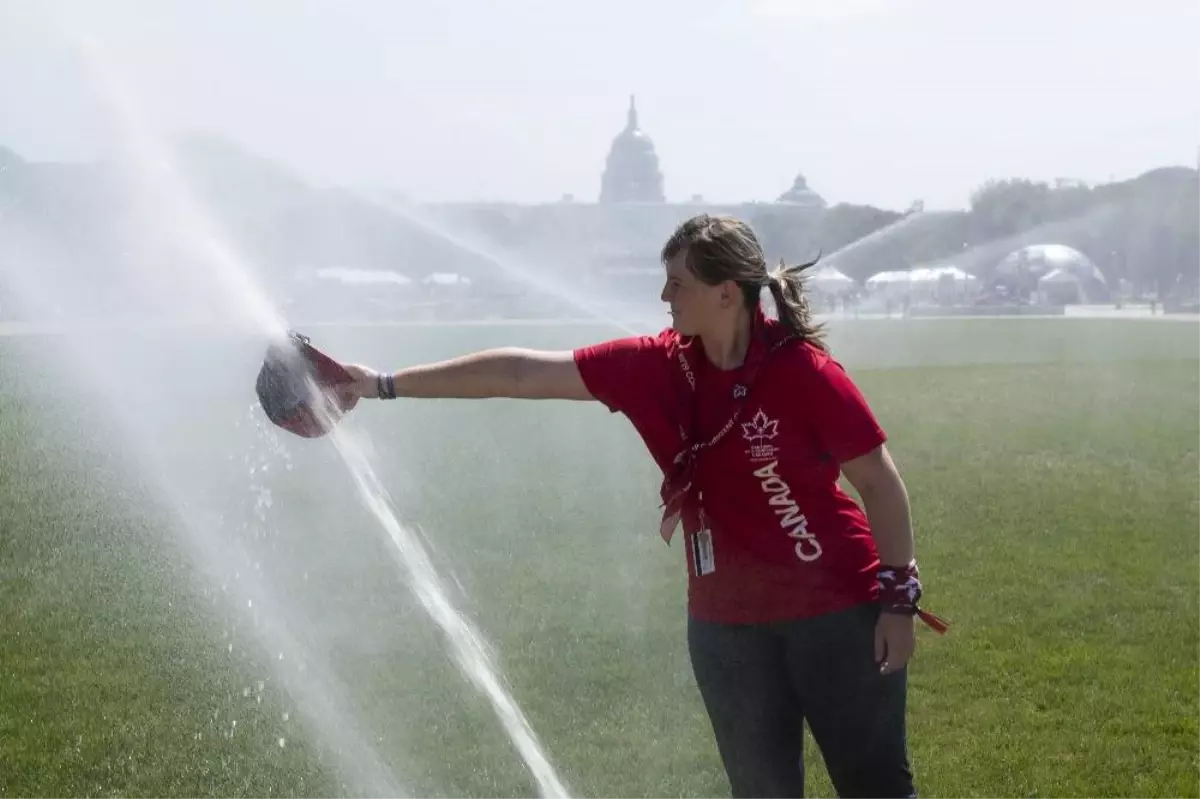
[0,318,1196,797]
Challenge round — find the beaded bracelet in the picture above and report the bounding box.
[376,372,397,400]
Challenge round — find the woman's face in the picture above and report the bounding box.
[661,249,735,336]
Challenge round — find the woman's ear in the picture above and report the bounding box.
[720,280,740,309]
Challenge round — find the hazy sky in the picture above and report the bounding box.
[1,0,1197,210]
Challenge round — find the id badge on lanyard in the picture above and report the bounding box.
[690,509,716,577]
[663,324,792,556]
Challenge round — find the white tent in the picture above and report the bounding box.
[930,266,977,282]
[316,267,412,286]
[865,265,982,306]
[865,270,912,286]
[901,265,979,282]
[807,265,855,293]
[908,268,942,283]
[1038,267,1079,285]
[1037,267,1084,304]
[423,272,472,287]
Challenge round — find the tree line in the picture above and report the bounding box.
[1,139,1196,321]
[750,168,1198,299]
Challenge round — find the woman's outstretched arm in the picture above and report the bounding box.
[341,348,595,401]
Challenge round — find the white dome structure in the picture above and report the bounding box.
[995,244,1108,303]
[995,244,1106,284]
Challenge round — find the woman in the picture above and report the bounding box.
[336,214,946,798]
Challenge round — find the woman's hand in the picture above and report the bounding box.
[339,364,383,402]
[874,611,915,675]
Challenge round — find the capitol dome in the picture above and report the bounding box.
[599,96,665,203]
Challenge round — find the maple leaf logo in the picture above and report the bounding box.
[741,410,779,442]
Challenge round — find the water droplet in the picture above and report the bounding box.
[227,643,233,653]
[282,712,290,722]
[278,737,286,748]
[277,653,284,661]
[242,687,250,697]
[247,599,253,609]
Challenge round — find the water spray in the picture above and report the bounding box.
[72,34,572,798]
[257,331,570,797]
[359,192,653,335]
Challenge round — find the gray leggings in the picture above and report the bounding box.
[687,603,916,798]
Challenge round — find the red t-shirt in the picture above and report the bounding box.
[573,322,886,623]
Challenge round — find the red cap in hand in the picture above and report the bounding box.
[256,331,354,438]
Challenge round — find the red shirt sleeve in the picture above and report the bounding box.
[802,354,888,463]
[573,334,665,415]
